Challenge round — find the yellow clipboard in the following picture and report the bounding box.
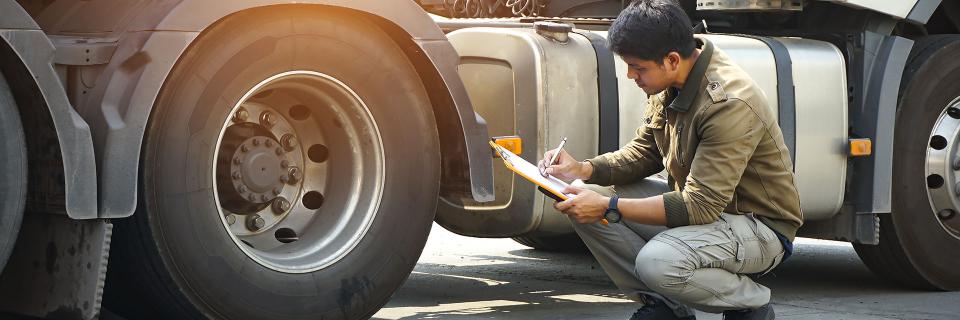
[489,140,609,225]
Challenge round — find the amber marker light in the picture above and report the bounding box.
[492,136,522,157]
[849,138,872,157]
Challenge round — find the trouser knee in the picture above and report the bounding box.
[634,240,693,298]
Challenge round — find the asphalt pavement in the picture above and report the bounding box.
[373,223,960,320]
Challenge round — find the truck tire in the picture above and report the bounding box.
[854,35,960,290]
[512,233,588,252]
[104,7,440,319]
[0,73,25,273]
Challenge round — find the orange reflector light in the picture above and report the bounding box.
[492,136,522,157]
[849,138,872,157]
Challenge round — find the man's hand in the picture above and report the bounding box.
[539,148,592,181]
[554,185,609,224]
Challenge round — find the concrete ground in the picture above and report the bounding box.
[374,223,960,320]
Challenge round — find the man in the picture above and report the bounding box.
[538,1,802,319]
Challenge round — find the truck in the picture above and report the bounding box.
[0,0,955,319]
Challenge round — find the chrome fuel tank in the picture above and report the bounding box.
[437,27,849,237]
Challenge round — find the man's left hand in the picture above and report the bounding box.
[554,185,609,224]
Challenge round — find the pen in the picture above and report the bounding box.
[542,137,567,177]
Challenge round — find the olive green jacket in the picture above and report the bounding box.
[585,37,804,241]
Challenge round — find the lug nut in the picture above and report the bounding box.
[288,167,302,184]
[954,157,960,171]
[232,108,249,123]
[260,111,277,127]
[232,171,242,180]
[280,175,290,183]
[280,160,290,168]
[233,157,242,165]
[273,187,283,195]
[272,197,291,215]
[247,194,258,202]
[237,185,247,193]
[281,134,297,151]
[265,139,274,148]
[241,144,250,152]
[253,138,261,146]
[275,147,284,155]
[247,215,266,231]
[226,214,237,226]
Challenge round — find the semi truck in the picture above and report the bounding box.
[0,0,956,319]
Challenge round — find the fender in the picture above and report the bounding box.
[0,1,98,219]
[33,0,493,218]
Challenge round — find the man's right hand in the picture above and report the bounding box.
[538,148,592,182]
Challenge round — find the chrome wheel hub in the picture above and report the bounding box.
[213,71,385,273]
[925,97,960,240]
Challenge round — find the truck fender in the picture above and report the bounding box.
[0,1,98,219]
[87,0,492,218]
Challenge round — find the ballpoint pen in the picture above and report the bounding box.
[541,137,567,177]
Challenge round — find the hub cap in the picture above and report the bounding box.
[213,71,385,273]
[925,97,960,240]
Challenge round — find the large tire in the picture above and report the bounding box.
[104,7,440,319]
[0,72,26,273]
[854,35,960,290]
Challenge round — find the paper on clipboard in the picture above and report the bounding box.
[489,141,572,201]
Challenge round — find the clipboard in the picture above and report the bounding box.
[489,140,572,201]
[489,140,610,226]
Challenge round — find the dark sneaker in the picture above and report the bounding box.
[722,303,775,320]
[629,296,696,320]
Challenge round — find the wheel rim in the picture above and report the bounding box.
[924,96,960,240]
[212,71,385,273]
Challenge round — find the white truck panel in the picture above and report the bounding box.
[820,0,919,20]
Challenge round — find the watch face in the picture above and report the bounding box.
[605,209,622,223]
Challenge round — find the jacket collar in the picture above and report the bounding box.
[667,36,713,113]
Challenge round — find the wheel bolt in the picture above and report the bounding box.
[247,215,266,231]
[232,108,249,123]
[253,138,261,146]
[260,111,277,127]
[281,134,297,151]
[280,160,290,168]
[232,171,241,180]
[241,144,250,152]
[247,194,257,201]
[273,187,283,195]
[288,167,302,184]
[237,185,247,193]
[226,214,237,226]
[265,139,274,148]
[233,157,242,165]
[954,157,960,171]
[956,182,960,197]
[275,147,283,155]
[280,175,290,183]
[272,197,291,215]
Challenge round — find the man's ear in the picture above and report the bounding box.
[665,52,682,71]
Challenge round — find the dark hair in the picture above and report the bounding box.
[608,0,696,63]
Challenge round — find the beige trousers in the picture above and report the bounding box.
[570,179,785,315]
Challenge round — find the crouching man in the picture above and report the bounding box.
[539,1,803,319]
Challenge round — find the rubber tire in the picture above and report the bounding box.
[104,7,440,319]
[0,72,26,273]
[853,35,960,290]
[512,233,588,253]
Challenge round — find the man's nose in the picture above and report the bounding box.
[626,69,638,80]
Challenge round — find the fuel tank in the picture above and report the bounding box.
[436,27,848,237]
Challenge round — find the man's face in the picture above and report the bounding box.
[621,53,681,96]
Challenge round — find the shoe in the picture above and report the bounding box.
[722,303,775,320]
[629,296,696,320]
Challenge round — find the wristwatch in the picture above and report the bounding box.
[604,195,622,223]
